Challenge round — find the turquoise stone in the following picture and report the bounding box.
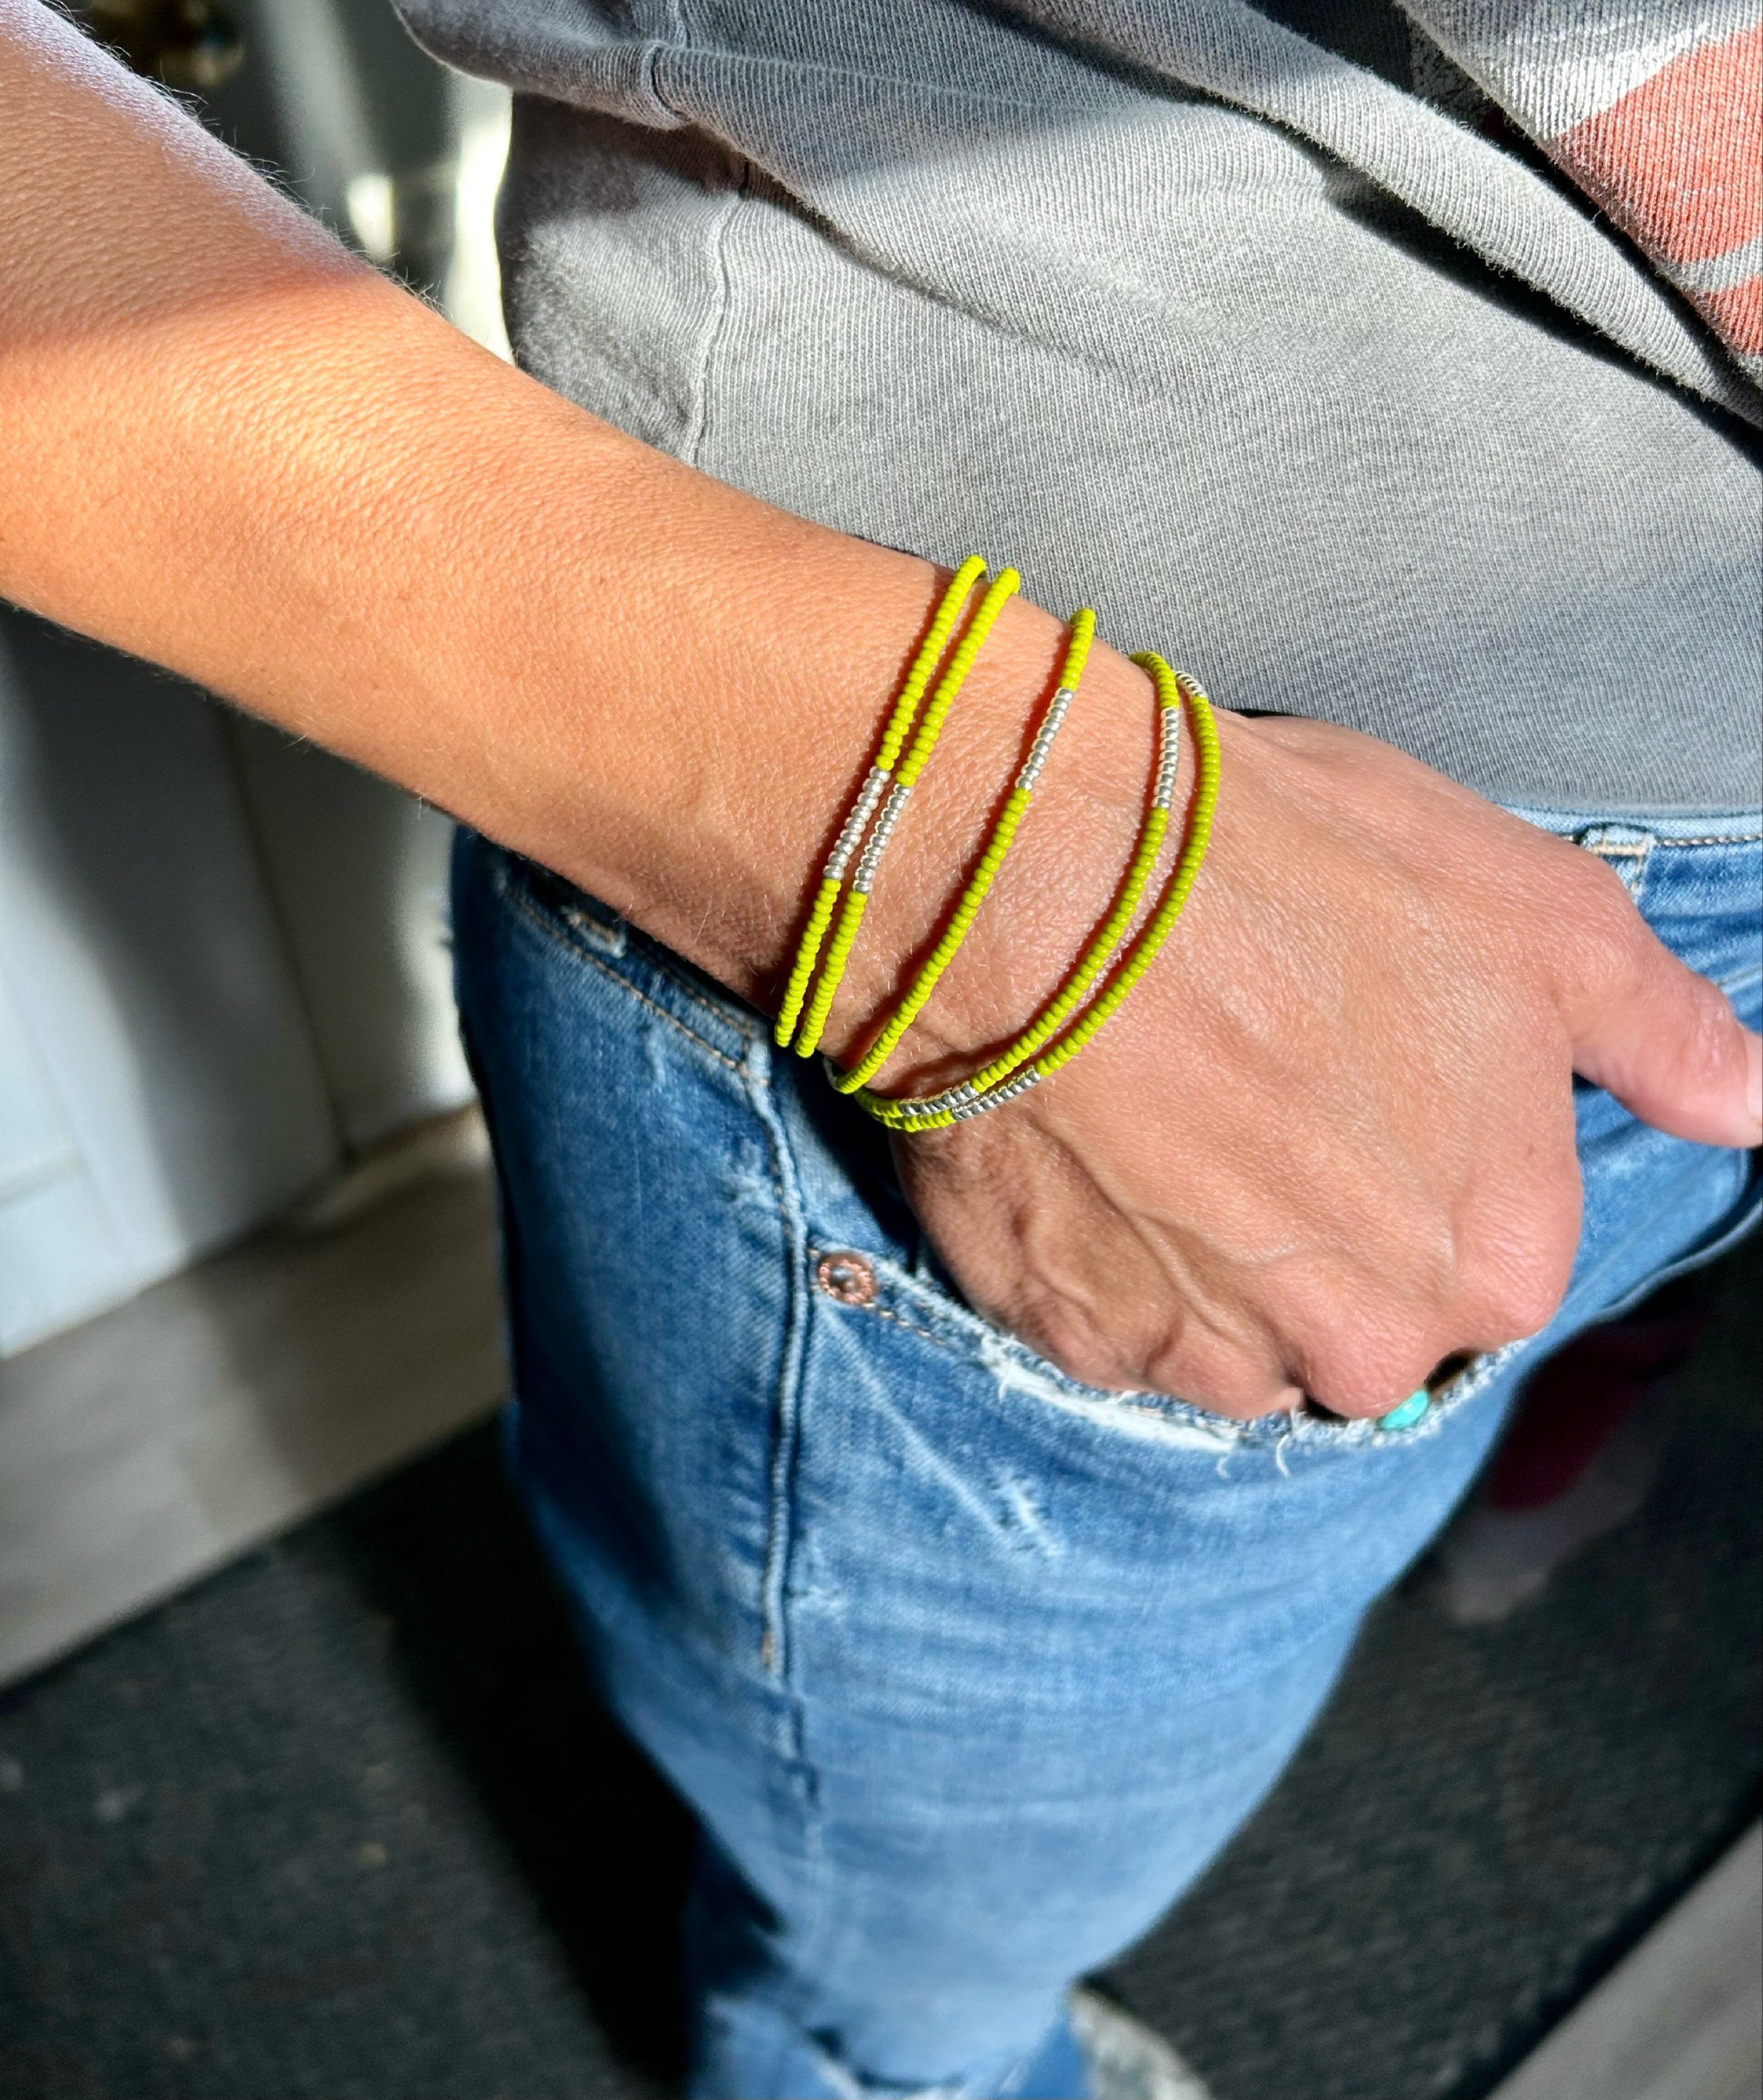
[1377,1389,1432,1433]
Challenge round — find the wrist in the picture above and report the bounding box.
[794,601,1185,1094]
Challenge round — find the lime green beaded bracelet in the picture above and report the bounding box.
[773,555,987,1051]
[850,656,1220,1131]
[777,559,1021,1059]
[833,608,1096,1097]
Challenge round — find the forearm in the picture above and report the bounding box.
[1,0,1165,1061]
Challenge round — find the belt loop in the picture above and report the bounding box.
[1575,822,1656,899]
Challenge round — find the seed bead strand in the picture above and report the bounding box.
[856,657,1218,1131]
[773,555,987,1050]
[833,608,1095,1096]
[792,566,1023,1059]
[853,670,1179,1122]
[1003,660,1218,1086]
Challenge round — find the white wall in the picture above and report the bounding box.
[0,624,342,1353]
[225,721,474,1152]
[0,4,508,1355]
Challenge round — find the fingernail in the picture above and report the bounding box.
[1377,1390,1431,1433]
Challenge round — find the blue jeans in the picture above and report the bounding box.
[451,809,1760,2100]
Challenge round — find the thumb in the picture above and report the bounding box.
[1570,919,1762,1149]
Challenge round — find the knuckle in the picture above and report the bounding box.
[1302,1321,1440,1418]
[1559,857,1648,990]
[1477,1265,1566,1345]
[1153,1337,1292,1422]
[1669,972,1742,1091]
[1571,850,1642,931]
[1463,1219,1576,1344]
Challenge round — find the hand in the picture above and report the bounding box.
[879,702,1761,1421]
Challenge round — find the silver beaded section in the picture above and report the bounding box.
[1015,686,1075,795]
[1151,702,1181,811]
[950,1067,1043,1119]
[824,767,889,883]
[852,780,911,895]
[890,1078,980,1124]
[890,1064,1044,1128]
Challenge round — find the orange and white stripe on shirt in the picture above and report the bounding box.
[1409,2,1762,386]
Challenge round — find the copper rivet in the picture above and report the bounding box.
[816,1251,877,1306]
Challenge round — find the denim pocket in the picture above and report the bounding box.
[487,844,764,1072]
[813,1242,1263,1452]
[819,1239,1470,1458]
[1585,1149,1761,1324]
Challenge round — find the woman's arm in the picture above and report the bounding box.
[4,0,1757,1419]
[0,0,1062,1023]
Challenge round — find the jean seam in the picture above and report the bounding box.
[866,1301,955,1349]
[632,941,761,1051]
[808,1247,1042,1363]
[1584,832,1763,850]
[501,871,753,1070]
[742,1048,834,1997]
[1571,1144,1755,1319]
[805,1269,958,1357]
[746,1047,815,1698]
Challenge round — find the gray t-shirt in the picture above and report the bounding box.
[398,0,1762,813]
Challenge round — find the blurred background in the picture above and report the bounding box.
[0,8,1757,2099]
[0,0,512,1691]
[0,0,506,1368]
